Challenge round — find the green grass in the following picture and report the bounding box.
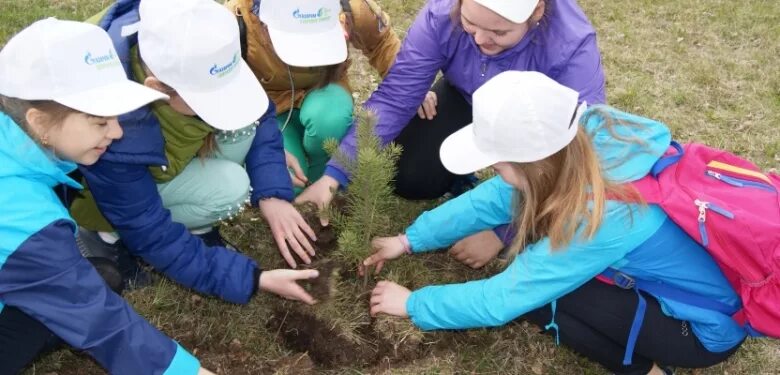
[3,0,779,374]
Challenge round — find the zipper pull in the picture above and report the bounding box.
[694,199,709,246]
[480,61,487,77]
[706,170,722,180]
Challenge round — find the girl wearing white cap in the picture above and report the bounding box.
[0,18,219,375]
[72,0,323,276]
[225,0,401,192]
[299,0,607,271]
[361,72,746,374]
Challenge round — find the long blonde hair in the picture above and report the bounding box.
[506,118,643,258]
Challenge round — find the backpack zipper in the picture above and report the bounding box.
[705,170,777,193]
[694,199,734,246]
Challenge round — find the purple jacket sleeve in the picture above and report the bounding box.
[0,220,199,375]
[325,1,448,183]
[553,33,606,105]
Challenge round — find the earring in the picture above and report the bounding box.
[41,134,50,146]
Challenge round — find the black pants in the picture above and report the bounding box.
[394,79,473,200]
[523,279,742,375]
[0,258,123,375]
[0,306,61,375]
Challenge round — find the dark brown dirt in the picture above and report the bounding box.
[268,308,378,368]
[299,259,338,302]
[296,202,339,256]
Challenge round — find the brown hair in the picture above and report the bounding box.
[505,121,642,258]
[0,95,77,145]
[139,59,219,159]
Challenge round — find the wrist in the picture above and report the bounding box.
[320,175,340,189]
[252,267,262,296]
[398,234,412,255]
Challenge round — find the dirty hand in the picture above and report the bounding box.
[360,235,408,276]
[285,150,308,188]
[417,91,438,120]
[294,175,339,226]
[259,198,317,268]
[449,230,504,269]
[259,269,320,305]
[370,281,410,317]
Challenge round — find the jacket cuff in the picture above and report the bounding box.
[162,343,200,375]
[493,224,515,247]
[251,266,262,297]
[251,187,294,205]
[324,165,350,188]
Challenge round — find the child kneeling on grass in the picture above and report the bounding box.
[363,71,747,375]
[0,18,216,375]
[71,0,319,277]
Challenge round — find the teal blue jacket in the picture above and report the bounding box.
[0,112,199,374]
[404,106,746,353]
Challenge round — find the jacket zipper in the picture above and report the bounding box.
[705,170,777,193]
[694,199,734,246]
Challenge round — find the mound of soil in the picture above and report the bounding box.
[269,308,378,368]
[267,199,424,369]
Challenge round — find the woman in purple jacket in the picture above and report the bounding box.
[298,0,606,265]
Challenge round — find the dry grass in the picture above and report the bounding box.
[2,0,779,374]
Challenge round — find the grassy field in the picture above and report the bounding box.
[2,0,779,374]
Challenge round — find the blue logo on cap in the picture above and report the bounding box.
[209,53,239,77]
[292,7,332,23]
[84,50,119,69]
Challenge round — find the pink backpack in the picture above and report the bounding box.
[598,141,779,365]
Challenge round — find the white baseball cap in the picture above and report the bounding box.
[137,0,269,131]
[474,0,540,24]
[440,71,587,175]
[258,0,348,67]
[0,18,168,117]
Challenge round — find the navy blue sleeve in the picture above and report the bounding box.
[246,102,295,204]
[80,160,259,304]
[0,220,199,375]
[493,224,515,247]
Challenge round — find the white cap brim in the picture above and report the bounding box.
[54,80,169,117]
[175,60,269,131]
[440,102,587,175]
[266,25,347,67]
[440,124,503,175]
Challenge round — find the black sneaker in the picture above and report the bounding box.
[197,228,240,251]
[444,173,479,199]
[76,228,153,291]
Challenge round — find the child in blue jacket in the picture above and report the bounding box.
[363,71,745,374]
[68,0,321,303]
[0,18,216,375]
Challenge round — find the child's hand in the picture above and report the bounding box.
[285,151,308,188]
[259,269,320,305]
[370,281,410,317]
[417,91,438,120]
[259,198,317,268]
[449,230,504,269]
[360,236,408,275]
[295,175,339,226]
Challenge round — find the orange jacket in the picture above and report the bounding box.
[225,0,401,114]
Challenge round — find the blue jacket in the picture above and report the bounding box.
[77,0,294,304]
[0,112,199,375]
[403,106,746,353]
